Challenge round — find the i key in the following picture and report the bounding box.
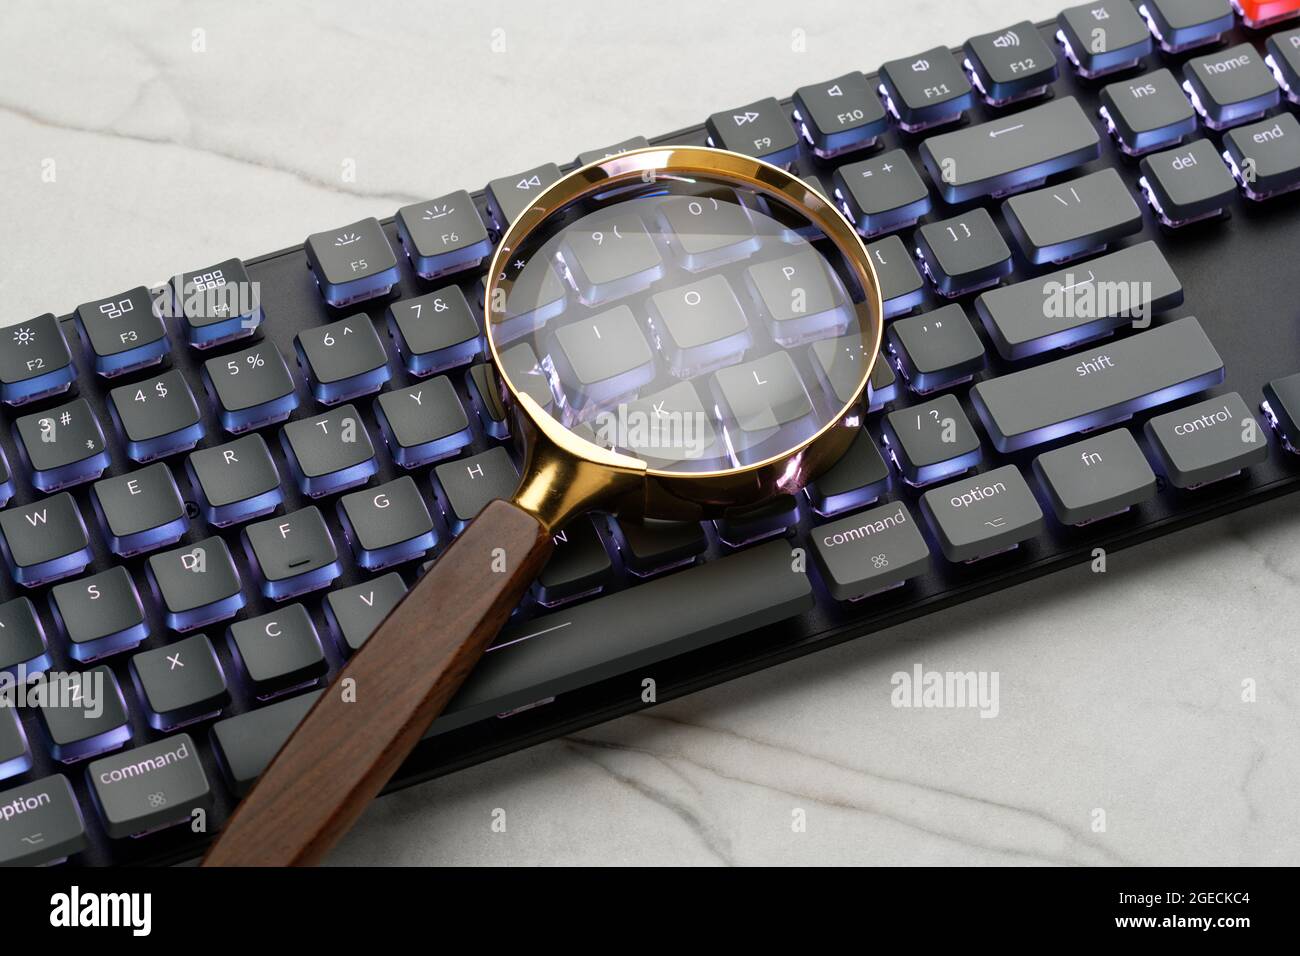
[109,369,204,462]
[881,394,981,486]
[395,190,492,280]
[304,217,400,308]
[1,313,75,406]
[14,397,111,492]
[242,506,342,600]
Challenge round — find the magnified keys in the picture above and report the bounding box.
[558,212,664,305]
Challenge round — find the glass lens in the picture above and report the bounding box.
[488,165,872,474]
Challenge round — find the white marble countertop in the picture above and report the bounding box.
[2,0,1297,866]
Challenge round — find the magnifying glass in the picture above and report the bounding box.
[204,146,883,866]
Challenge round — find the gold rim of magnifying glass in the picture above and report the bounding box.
[486,145,884,521]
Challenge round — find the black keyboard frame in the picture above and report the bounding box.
[5,7,1300,865]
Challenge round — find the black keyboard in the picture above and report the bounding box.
[4,0,1300,866]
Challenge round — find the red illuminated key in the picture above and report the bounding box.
[1236,0,1300,28]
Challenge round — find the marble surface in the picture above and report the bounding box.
[2,0,1297,866]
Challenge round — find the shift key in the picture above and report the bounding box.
[971,317,1224,452]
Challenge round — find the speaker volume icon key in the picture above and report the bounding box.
[992,30,1020,48]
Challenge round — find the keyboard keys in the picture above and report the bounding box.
[887,303,985,394]
[466,362,511,439]
[919,97,1100,203]
[295,314,391,404]
[227,605,327,698]
[647,274,751,378]
[878,47,974,131]
[202,343,299,433]
[281,404,378,497]
[1001,169,1142,264]
[91,463,188,557]
[610,518,708,577]
[1032,428,1156,524]
[170,259,263,348]
[963,22,1059,105]
[304,217,400,308]
[1236,0,1300,28]
[375,378,472,468]
[812,500,930,599]
[1,313,75,406]
[971,316,1224,452]
[487,163,563,229]
[242,506,342,600]
[50,567,148,663]
[805,429,891,516]
[38,666,130,762]
[712,352,815,458]
[869,354,899,412]
[88,734,213,839]
[0,776,87,866]
[792,72,888,157]
[656,191,759,272]
[920,465,1044,562]
[492,255,568,345]
[1056,1,1153,78]
[1144,392,1269,488]
[559,211,664,306]
[0,708,31,781]
[535,517,613,606]
[337,476,437,570]
[706,97,800,165]
[211,690,322,795]
[0,597,51,675]
[745,248,851,346]
[1099,68,1199,156]
[130,634,229,730]
[386,286,482,376]
[187,433,284,526]
[867,235,925,317]
[0,493,92,587]
[1141,0,1234,52]
[614,382,717,466]
[394,190,492,280]
[832,149,931,237]
[881,394,982,486]
[1138,139,1237,227]
[1263,371,1300,451]
[809,333,875,406]
[74,286,169,378]
[324,573,407,653]
[714,493,801,548]
[146,537,245,631]
[14,398,111,492]
[576,136,651,165]
[1265,27,1300,100]
[1182,43,1279,129]
[552,305,656,410]
[914,208,1012,297]
[439,541,812,730]
[108,370,204,462]
[975,241,1182,359]
[433,446,520,534]
[1223,113,1300,199]
[498,341,554,413]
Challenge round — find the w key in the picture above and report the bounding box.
[1002,169,1142,264]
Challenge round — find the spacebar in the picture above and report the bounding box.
[970,316,1225,453]
[427,540,814,736]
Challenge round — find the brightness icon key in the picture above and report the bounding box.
[305,216,401,308]
[0,313,76,406]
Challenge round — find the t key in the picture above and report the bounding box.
[281,405,378,497]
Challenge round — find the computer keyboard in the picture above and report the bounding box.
[3,0,1300,866]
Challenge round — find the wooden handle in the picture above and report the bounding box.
[202,499,553,866]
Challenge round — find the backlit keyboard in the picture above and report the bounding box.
[4,0,1300,866]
